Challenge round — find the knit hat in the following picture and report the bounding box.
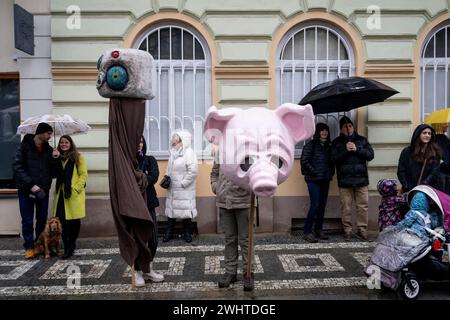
[35,122,53,135]
[339,116,354,129]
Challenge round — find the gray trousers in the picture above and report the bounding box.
[219,207,254,275]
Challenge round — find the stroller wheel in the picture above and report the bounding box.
[400,277,420,300]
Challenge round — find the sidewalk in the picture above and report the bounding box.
[0,233,394,300]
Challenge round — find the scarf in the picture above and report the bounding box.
[169,146,183,161]
[56,159,75,199]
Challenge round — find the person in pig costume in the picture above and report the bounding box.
[204,103,315,290]
[204,103,315,197]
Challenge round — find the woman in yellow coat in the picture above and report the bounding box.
[52,135,88,259]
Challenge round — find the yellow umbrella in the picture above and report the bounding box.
[424,108,450,125]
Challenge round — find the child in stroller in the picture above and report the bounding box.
[365,185,450,299]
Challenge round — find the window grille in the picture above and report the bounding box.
[136,24,212,159]
[421,24,450,121]
[276,23,355,155]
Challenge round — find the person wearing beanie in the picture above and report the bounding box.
[300,123,335,243]
[12,122,59,259]
[35,122,53,135]
[331,116,374,241]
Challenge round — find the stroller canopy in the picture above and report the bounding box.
[408,185,450,231]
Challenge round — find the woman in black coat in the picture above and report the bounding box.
[397,124,441,193]
[137,136,164,282]
[300,123,335,243]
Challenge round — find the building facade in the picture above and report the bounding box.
[1,0,449,236]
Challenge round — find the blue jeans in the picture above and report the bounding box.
[304,180,330,234]
[18,191,49,250]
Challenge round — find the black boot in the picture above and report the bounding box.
[163,218,175,242]
[183,219,192,243]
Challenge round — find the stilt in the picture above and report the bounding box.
[131,264,135,288]
[245,194,255,277]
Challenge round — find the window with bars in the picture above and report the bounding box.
[276,23,355,155]
[136,24,212,159]
[421,23,450,121]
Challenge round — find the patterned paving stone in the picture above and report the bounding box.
[0,260,39,280]
[278,253,345,273]
[204,255,264,274]
[40,259,112,279]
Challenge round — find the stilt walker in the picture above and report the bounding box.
[96,48,156,288]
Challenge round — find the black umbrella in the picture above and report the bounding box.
[299,76,399,115]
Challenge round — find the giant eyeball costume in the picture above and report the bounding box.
[96,48,156,280]
[204,103,315,197]
[96,48,154,99]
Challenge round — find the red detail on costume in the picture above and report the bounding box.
[112,51,120,59]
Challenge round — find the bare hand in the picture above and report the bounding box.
[31,185,41,193]
[346,142,356,152]
[52,150,60,158]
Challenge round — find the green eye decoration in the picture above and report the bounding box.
[106,65,129,91]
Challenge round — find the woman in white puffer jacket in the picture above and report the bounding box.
[163,130,198,243]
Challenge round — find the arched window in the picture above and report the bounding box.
[421,23,450,121]
[276,22,355,154]
[136,23,212,158]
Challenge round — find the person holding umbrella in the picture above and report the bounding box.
[12,122,60,259]
[426,123,450,195]
[331,116,374,241]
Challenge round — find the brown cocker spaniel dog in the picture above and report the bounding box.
[34,217,63,259]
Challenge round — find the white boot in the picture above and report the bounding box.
[144,262,164,282]
[134,270,145,287]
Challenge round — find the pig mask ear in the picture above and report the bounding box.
[275,103,315,143]
[203,106,240,144]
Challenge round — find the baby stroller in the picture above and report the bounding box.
[365,185,450,299]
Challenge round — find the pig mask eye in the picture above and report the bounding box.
[240,156,255,172]
[270,155,283,169]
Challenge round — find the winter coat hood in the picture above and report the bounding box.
[377,179,398,197]
[409,191,429,213]
[172,130,192,150]
[410,124,436,148]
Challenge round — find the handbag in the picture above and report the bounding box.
[159,175,171,189]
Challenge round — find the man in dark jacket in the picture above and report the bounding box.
[331,116,374,241]
[12,122,58,258]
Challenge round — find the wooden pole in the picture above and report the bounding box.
[246,193,255,277]
[131,264,136,288]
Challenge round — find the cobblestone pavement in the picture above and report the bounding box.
[0,233,448,300]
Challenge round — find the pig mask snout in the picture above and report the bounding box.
[247,159,279,197]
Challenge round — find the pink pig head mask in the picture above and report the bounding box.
[204,103,315,197]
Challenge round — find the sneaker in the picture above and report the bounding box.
[218,273,237,288]
[133,270,145,287]
[144,262,164,282]
[314,231,329,240]
[243,272,254,291]
[356,229,368,241]
[302,233,318,243]
[24,249,35,259]
[344,232,352,242]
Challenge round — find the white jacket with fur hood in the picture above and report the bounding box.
[165,130,198,219]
